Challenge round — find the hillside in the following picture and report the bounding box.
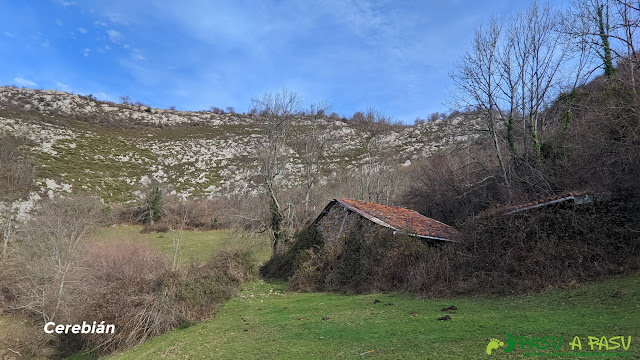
[0,86,484,217]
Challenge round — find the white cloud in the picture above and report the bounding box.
[94,92,114,102]
[53,0,75,7]
[13,77,38,87]
[132,49,145,61]
[3,32,15,38]
[56,19,64,26]
[106,29,123,43]
[78,27,87,34]
[55,81,72,92]
[94,21,108,27]
[83,48,90,57]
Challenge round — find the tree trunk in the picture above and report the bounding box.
[598,4,616,78]
[269,197,284,258]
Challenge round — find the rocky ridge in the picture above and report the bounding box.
[0,86,486,218]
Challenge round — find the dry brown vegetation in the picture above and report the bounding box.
[0,195,258,358]
[0,133,35,201]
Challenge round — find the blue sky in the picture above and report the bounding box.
[1,0,569,123]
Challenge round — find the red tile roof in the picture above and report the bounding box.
[333,198,460,242]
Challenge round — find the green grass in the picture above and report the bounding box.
[89,225,271,263]
[111,274,640,359]
[37,130,157,203]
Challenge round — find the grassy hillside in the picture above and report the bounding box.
[0,86,484,208]
[111,274,640,359]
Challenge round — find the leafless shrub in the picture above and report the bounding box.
[406,245,457,297]
[0,134,35,201]
[403,141,507,225]
[140,222,170,233]
[209,106,224,114]
[119,95,131,105]
[162,196,226,230]
[348,108,404,132]
[81,242,181,353]
[174,250,256,321]
[8,196,104,324]
[1,238,260,357]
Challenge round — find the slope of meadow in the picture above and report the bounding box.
[111,274,640,359]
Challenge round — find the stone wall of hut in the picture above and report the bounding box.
[313,203,381,247]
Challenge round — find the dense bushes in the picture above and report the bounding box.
[265,199,639,297]
[0,133,35,201]
[1,243,257,357]
[79,242,179,353]
[311,228,442,293]
[111,195,235,231]
[260,227,323,280]
[450,200,640,294]
[263,225,450,294]
[174,250,256,321]
[77,245,256,354]
[412,200,640,296]
[0,195,258,357]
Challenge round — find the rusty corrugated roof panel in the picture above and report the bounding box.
[504,190,602,215]
[334,198,460,242]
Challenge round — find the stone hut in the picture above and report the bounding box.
[312,198,460,244]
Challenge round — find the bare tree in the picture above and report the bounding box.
[12,196,103,323]
[251,89,301,257]
[349,109,408,204]
[563,0,640,84]
[119,95,131,105]
[510,2,569,161]
[1,202,15,260]
[171,204,189,271]
[292,100,331,218]
[450,17,510,187]
[613,0,640,91]
[452,1,572,194]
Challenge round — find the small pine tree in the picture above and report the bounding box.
[144,185,163,224]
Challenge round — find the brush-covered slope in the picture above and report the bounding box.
[0,86,485,211]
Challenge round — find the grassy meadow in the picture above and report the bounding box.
[110,274,640,359]
[88,225,271,263]
[5,224,637,359]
